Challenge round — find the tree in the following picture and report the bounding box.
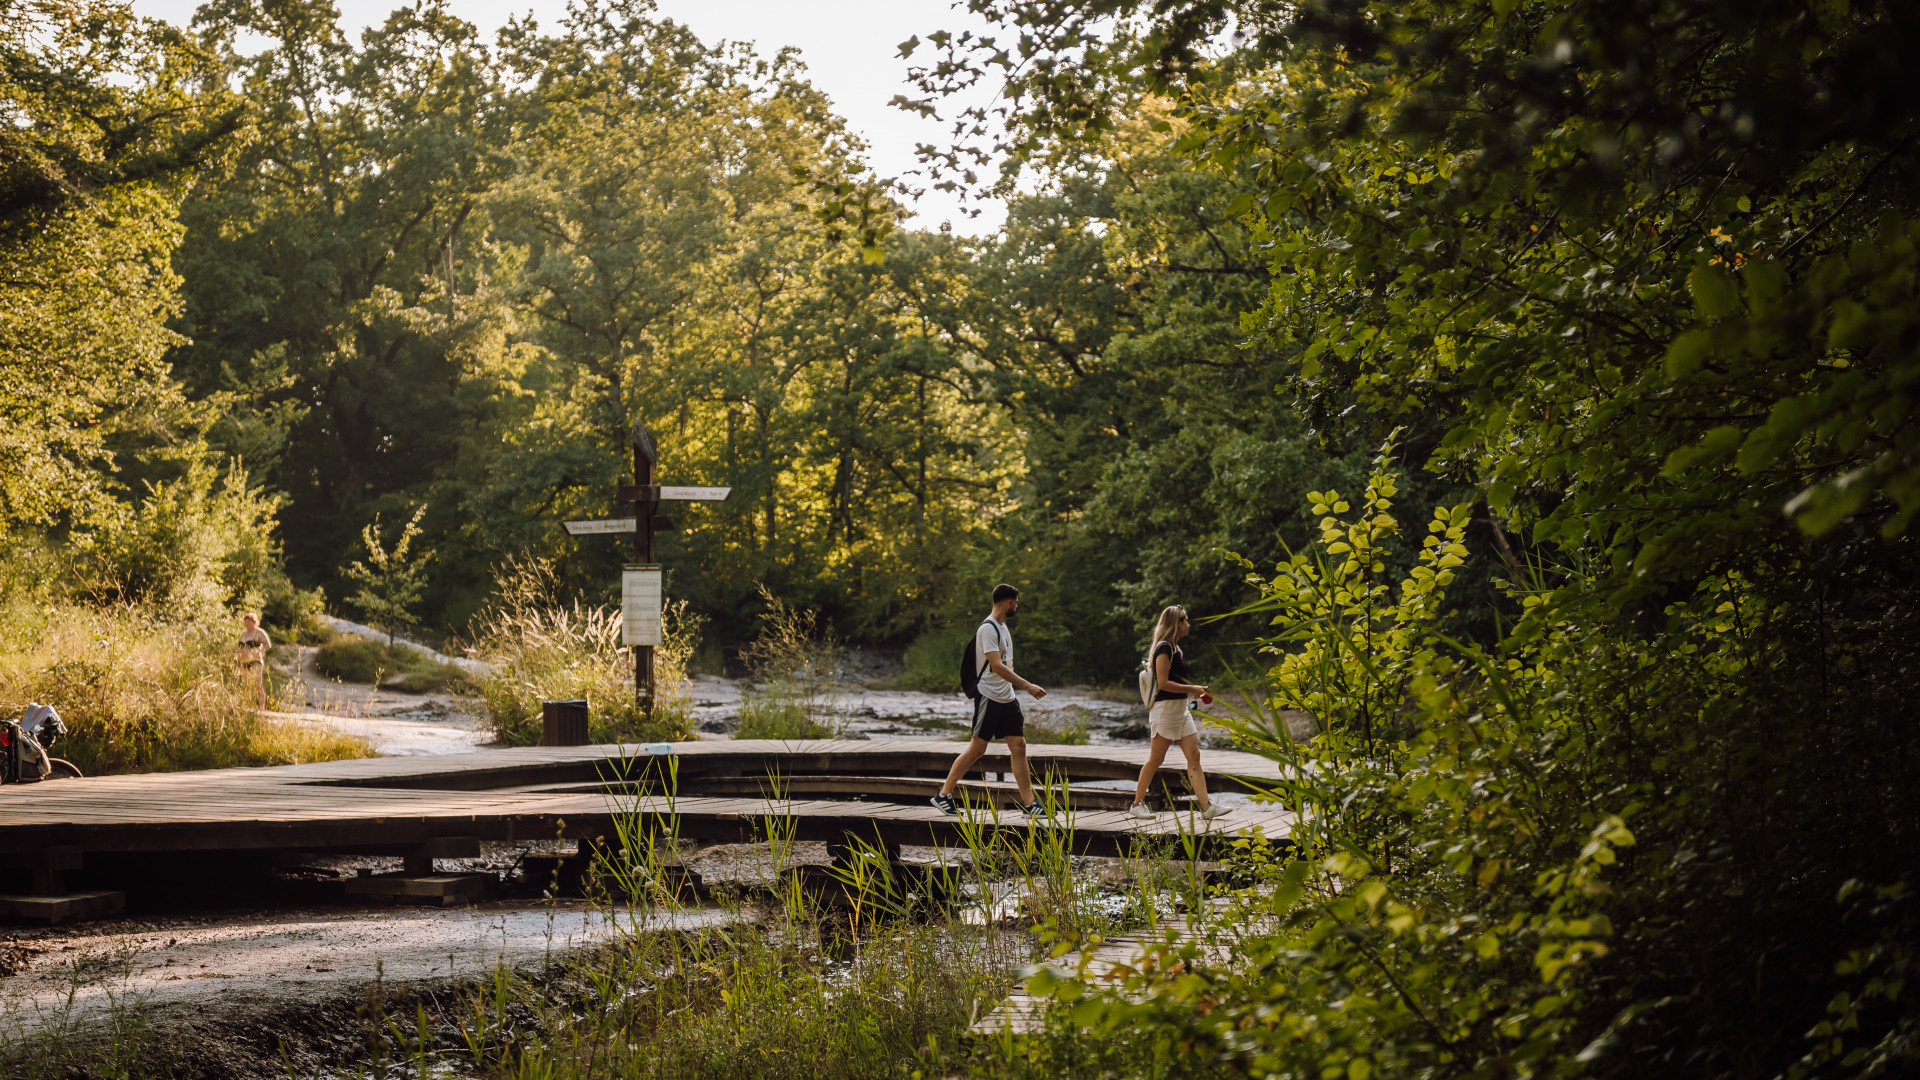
[175,0,514,606]
[0,0,243,538]
[907,1,1920,1076]
[342,505,429,644]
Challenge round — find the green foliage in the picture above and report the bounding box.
[258,572,328,643]
[0,0,244,542]
[311,636,465,692]
[341,506,430,646]
[916,3,1920,1076]
[897,624,970,691]
[733,694,833,740]
[78,459,283,619]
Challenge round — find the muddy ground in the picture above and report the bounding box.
[0,838,838,1077]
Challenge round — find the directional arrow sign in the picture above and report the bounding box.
[660,486,730,501]
[564,518,637,535]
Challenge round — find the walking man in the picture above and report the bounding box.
[932,583,1051,817]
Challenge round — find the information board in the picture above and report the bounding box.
[621,564,663,647]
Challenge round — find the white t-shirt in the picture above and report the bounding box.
[974,618,1014,703]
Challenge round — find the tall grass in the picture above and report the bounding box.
[344,762,1050,1080]
[733,586,844,740]
[0,600,368,774]
[467,557,699,745]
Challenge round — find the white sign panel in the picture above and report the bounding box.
[659,486,731,502]
[622,565,663,646]
[564,518,637,535]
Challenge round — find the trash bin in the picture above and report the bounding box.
[541,699,590,746]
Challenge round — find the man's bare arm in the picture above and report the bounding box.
[985,651,1047,699]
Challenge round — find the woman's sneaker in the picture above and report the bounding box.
[930,793,958,815]
[1201,802,1231,821]
[1127,802,1154,820]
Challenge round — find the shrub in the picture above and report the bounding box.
[312,636,467,692]
[898,625,970,691]
[76,460,284,620]
[259,570,329,644]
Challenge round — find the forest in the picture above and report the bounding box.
[4,0,1383,684]
[4,0,1919,1077]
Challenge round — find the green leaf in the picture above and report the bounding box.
[1689,264,1740,319]
[1663,329,1714,380]
[1662,424,1743,478]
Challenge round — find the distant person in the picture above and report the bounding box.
[234,612,272,710]
[931,584,1051,818]
[1129,605,1228,820]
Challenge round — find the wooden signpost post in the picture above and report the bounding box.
[563,423,729,715]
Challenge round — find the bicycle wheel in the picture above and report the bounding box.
[46,758,82,779]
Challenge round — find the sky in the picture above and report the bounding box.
[129,0,1008,235]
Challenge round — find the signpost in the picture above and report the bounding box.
[562,423,730,715]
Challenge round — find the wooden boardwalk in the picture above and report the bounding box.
[0,740,1293,863]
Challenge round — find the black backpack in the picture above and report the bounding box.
[959,619,1005,701]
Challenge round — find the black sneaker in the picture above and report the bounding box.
[1021,801,1050,819]
[931,793,958,815]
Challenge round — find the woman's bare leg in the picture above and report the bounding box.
[1178,733,1211,809]
[1132,735,1172,805]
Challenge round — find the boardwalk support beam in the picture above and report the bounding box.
[403,835,480,876]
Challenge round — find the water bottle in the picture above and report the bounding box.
[644,742,673,755]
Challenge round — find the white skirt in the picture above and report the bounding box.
[1148,697,1198,740]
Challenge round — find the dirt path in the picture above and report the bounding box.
[266,645,491,756]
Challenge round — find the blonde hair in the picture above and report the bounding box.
[1146,605,1187,666]
[241,612,260,624]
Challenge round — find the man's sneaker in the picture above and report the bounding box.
[1127,802,1154,820]
[931,793,958,816]
[1021,801,1050,819]
[1200,802,1231,821]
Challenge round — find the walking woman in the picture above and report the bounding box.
[1129,606,1229,820]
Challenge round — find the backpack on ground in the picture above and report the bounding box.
[959,619,1003,701]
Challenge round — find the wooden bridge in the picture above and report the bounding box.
[0,739,1295,918]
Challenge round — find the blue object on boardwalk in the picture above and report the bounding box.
[644,742,673,755]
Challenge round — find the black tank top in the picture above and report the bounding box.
[1152,641,1190,702]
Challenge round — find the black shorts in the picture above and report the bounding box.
[971,697,1025,740]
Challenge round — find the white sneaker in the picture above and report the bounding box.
[1200,803,1231,821]
[1127,802,1153,819]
